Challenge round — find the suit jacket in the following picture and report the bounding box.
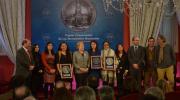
[155,44,176,68]
[16,47,33,78]
[144,46,157,70]
[128,45,145,69]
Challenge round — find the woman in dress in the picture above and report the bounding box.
[101,40,115,86]
[31,44,43,96]
[115,44,129,97]
[55,42,72,90]
[41,42,56,98]
[88,40,101,92]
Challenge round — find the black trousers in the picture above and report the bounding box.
[116,73,123,96]
[31,73,43,96]
[130,69,142,92]
[75,73,88,88]
[44,83,54,98]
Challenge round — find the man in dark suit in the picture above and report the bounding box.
[16,39,34,87]
[128,36,145,92]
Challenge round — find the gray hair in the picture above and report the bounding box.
[144,87,165,100]
[74,86,96,100]
[76,41,84,49]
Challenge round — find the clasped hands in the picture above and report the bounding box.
[79,67,88,73]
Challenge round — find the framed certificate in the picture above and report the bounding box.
[104,56,115,70]
[91,56,102,69]
[58,64,73,79]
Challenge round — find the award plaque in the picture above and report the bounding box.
[58,64,73,79]
[104,56,115,70]
[91,56,102,69]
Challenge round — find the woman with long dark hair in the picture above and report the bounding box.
[55,42,72,90]
[115,43,129,97]
[31,44,43,96]
[41,42,56,98]
[88,40,101,92]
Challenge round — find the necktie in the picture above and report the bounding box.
[26,50,32,62]
[134,46,138,51]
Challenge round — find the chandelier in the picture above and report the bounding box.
[102,0,177,16]
[173,0,180,11]
[102,0,125,13]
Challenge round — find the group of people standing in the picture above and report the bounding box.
[14,34,176,99]
[128,35,176,94]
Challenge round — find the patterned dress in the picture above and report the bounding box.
[42,52,56,83]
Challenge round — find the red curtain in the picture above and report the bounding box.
[123,1,130,52]
[25,0,31,40]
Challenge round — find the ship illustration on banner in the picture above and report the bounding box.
[61,0,96,32]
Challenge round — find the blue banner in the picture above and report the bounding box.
[32,0,123,52]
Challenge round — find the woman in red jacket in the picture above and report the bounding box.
[41,42,56,98]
